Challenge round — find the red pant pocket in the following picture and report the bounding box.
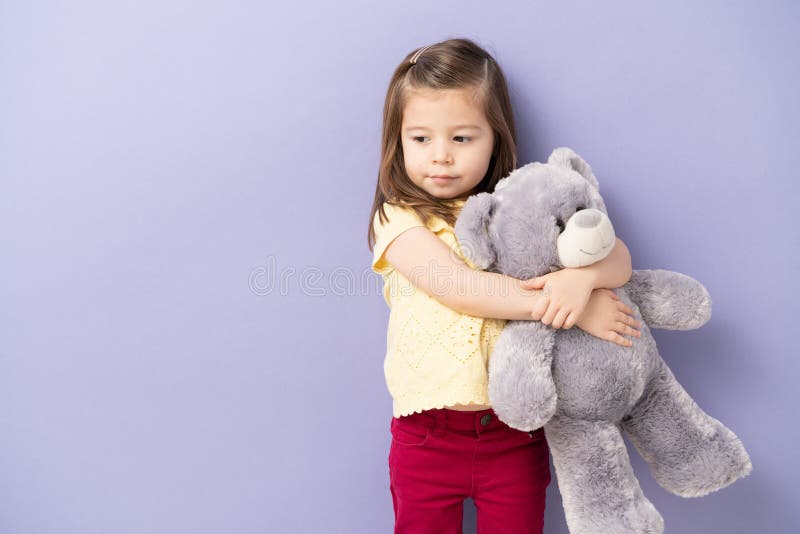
[390,417,431,446]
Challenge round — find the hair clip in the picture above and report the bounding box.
[410,45,433,65]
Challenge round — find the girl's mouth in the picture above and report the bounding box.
[430,175,458,184]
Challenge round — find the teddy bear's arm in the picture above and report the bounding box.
[624,269,712,330]
[488,320,557,431]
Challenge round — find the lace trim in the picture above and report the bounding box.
[392,384,491,418]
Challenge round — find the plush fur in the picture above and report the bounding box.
[454,147,752,534]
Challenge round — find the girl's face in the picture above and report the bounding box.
[400,87,495,200]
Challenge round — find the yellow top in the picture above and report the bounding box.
[371,201,507,417]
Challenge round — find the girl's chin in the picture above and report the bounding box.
[430,192,465,200]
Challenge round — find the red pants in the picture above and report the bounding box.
[388,407,551,534]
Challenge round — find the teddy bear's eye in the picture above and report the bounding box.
[556,218,566,233]
[576,205,586,212]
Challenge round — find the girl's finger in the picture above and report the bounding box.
[625,324,642,338]
[563,312,577,329]
[541,303,558,326]
[552,308,570,329]
[531,296,549,320]
[616,301,635,315]
[617,312,642,329]
[523,277,546,289]
[615,322,641,338]
[608,331,633,347]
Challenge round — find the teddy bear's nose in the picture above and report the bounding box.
[573,209,602,228]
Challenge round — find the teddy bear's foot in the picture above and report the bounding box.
[572,497,665,534]
[544,416,665,534]
[649,421,752,498]
[621,360,753,498]
[561,493,664,534]
[621,500,666,534]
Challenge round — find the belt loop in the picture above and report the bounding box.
[433,409,447,436]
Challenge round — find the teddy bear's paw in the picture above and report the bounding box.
[488,379,557,431]
[519,391,557,430]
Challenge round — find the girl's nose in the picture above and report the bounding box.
[433,148,453,164]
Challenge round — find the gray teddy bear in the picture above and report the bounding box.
[454,147,752,534]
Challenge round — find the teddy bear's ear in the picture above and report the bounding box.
[454,193,497,270]
[548,147,600,190]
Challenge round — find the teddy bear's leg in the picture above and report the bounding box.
[620,358,752,497]
[487,321,557,432]
[544,415,664,534]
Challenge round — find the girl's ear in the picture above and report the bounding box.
[547,147,600,190]
[454,193,497,270]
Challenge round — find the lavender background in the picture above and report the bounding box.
[1,1,798,533]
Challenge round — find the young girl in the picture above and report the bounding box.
[367,38,642,534]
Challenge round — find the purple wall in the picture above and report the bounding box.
[1,1,797,532]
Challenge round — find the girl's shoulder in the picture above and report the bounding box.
[375,200,466,234]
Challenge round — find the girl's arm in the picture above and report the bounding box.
[524,238,632,291]
[578,237,633,289]
[522,237,635,330]
[383,226,543,321]
[383,227,641,345]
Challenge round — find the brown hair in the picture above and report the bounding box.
[367,37,518,252]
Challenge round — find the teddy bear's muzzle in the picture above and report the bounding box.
[557,208,616,268]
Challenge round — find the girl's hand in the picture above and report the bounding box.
[521,269,595,329]
[576,288,642,347]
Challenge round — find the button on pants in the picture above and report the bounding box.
[388,407,551,534]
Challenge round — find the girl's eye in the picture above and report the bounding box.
[411,136,471,143]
